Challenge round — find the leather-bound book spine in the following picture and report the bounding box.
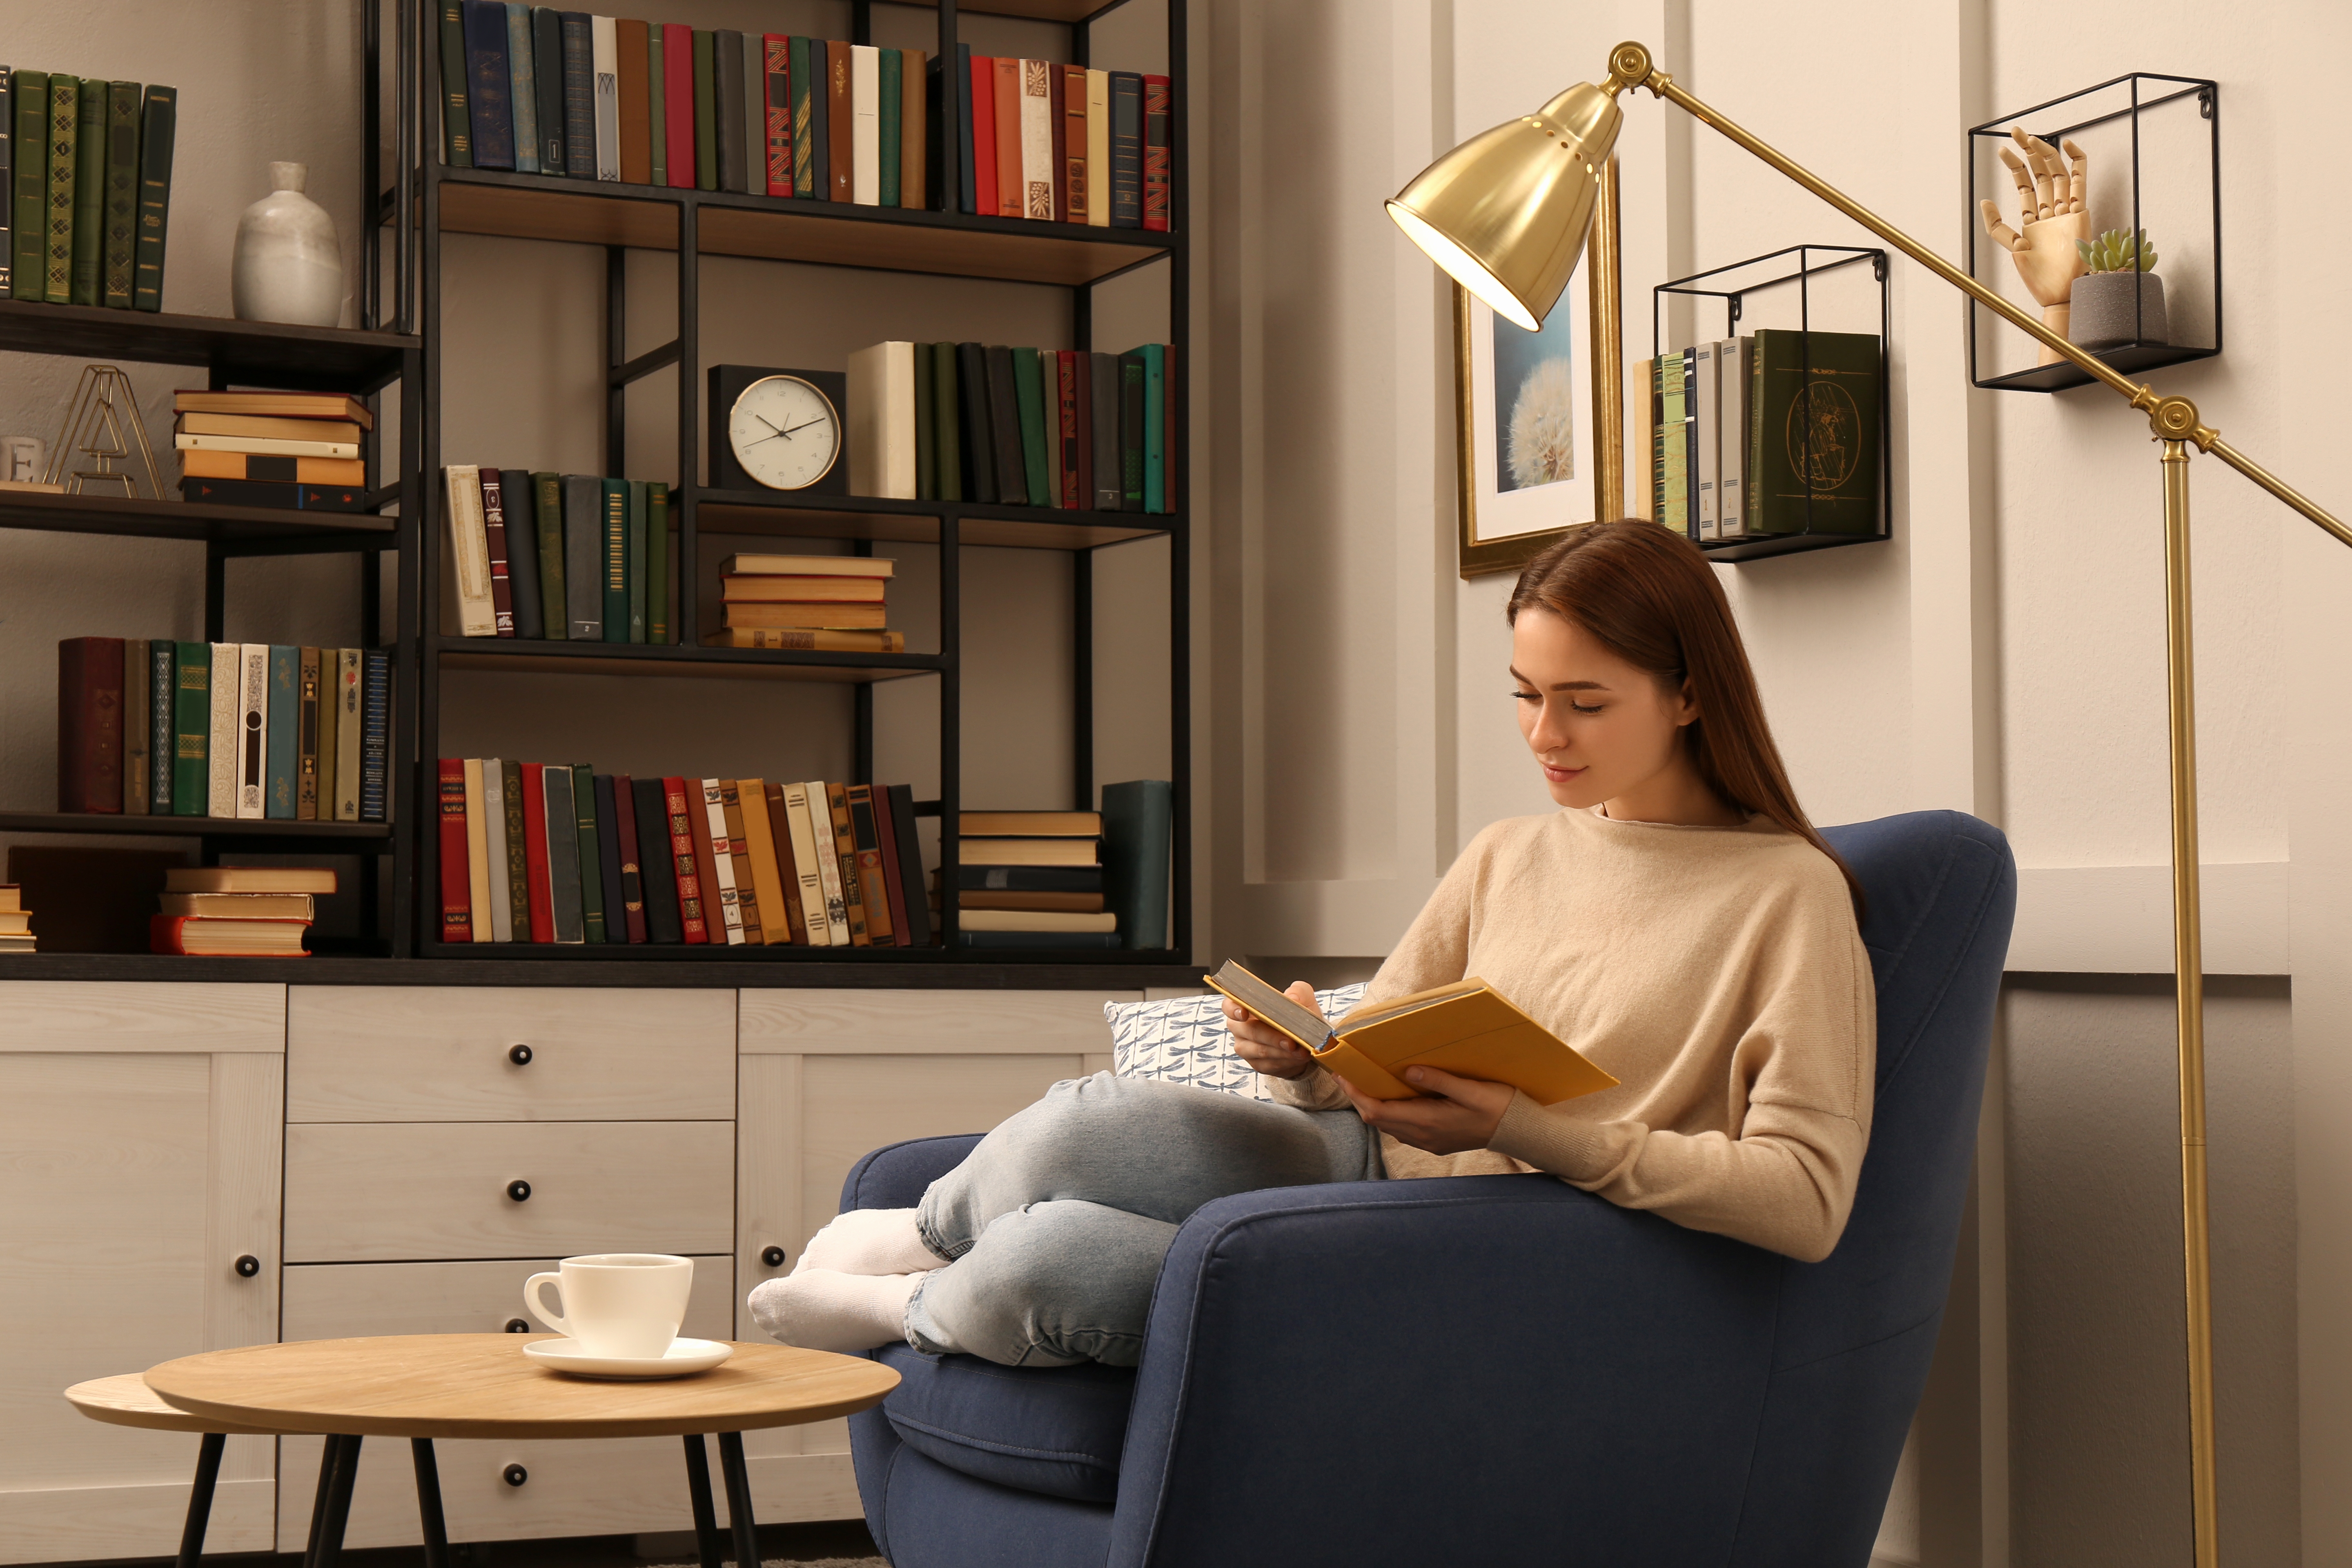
[60,77,96,304]
[171,641,208,816]
[786,782,840,943]
[0,69,11,293]
[520,762,554,941]
[1011,347,1049,505]
[878,47,902,208]
[463,1,516,170]
[968,52,993,217]
[791,37,817,197]
[646,482,670,644]
[933,342,962,501]
[900,48,925,209]
[479,470,517,637]
[1072,350,1093,511]
[359,650,390,822]
[1108,71,1143,229]
[1047,63,1066,221]
[497,469,543,638]
[149,640,175,813]
[535,8,568,173]
[626,480,647,643]
[561,11,596,178]
[663,777,709,943]
[562,473,602,639]
[1058,351,1082,509]
[871,782,912,945]
[596,773,628,942]
[437,6,472,167]
[267,646,298,820]
[1142,74,1171,232]
[663,24,694,188]
[719,781,763,944]
[131,85,174,311]
[1089,350,1121,509]
[571,762,605,943]
[617,18,650,183]
[826,40,853,202]
[644,24,663,183]
[763,34,792,196]
[101,81,138,307]
[991,56,1021,217]
[713,29,745,193]
[296,648,320,820]
[506,6,540,173]
[502,759,530,936]
[11,71,46,301]
[1060,65,1087,229]
[1119,350,1147,508]
[886,784,932,946]
[763,782,808,944]
[689,30,716,190]
[692,779,741,944]
[611,773,649,942]
[825,783,871,945]
[1142,343,1166,513]
[1017,58,1051,219]
[57,637,125,813]
[956,342,995,503]
[437,757,472,941]
[542,765,584,942]
[846,784,895,944]
[590,16,618,180]
[122,638,150,813]
[984,344,1026,505]
[633,778,683,942]
[600,477,628,642]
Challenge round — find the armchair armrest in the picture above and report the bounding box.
[1107,1174,1789,1568]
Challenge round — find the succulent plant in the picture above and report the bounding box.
[2077,228,2159,275]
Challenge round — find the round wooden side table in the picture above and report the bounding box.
[142,1336,898,1568]
[66,1375,292,1568]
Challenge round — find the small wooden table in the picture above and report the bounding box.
[140,1336,898,1568]
[66,1376,290,1568]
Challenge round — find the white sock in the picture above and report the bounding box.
[792,1207,944,1277]
[748,1270,920,1354]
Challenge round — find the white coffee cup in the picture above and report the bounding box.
[523,1254,694,1359]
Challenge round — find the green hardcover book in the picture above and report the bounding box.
[69,78,102,305]
[1746,327,1882,537]
[693,30,717,191]
[1141,343,1165,513]
[601,477,628,643]
[878,47,902,207]
[1118,350,1146,508]
[789,36,813,196]
[646,481,670,644]
[932,341,962,501]
[913,342,936,499]
[532,470,567,637]
[11,71,45,301]
[265,646,299,819]
[44,74,77,303]
[646,25,666,186]
[501,757,529,927]
[572,762,606,943]
[439,2,474,166]
[626,479,647,642]
[132,85,174,312]
[171,641,210,816]
[1101,778,1173,949]
[1012,347,1051,507]
[100,81,137,307]
[149,639,175,812]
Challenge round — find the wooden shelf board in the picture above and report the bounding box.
[695,493,1174,551]
[0,952,1202,987]
[436,639,938,683]
[0,489,397,545]
[0,298,414,390]
[0,811,393,840]
[1974,341,2219,394]
[432,175,1173,286]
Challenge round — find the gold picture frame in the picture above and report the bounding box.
[1453,158,1625,578]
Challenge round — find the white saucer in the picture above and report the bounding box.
[522,1337,734,1380]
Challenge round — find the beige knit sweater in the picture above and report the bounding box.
[1267,806,1874,1262]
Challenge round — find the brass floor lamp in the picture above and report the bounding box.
[1389,40,2352,1566]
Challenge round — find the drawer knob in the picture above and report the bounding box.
[234,1254,261,1279]
[506,1179,532,1203]
[503,1464,528,1488]
[505,1318,531,1334]
[761,1246,786,1268]
[508,1043,534,1066]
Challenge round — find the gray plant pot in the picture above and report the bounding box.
[2070,271,2169,351]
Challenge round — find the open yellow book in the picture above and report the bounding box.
[1203,960,1619,1105]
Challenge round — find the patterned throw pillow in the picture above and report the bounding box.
[1104,983,1370,1101]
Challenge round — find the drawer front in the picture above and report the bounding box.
[282,1256,736,1341]
[285,1121,733,1262]
[737,987,1134,1054]
[287,986,735,1122]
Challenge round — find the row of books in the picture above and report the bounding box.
[948,51,1169,231]
[436,766,933,948]
[176,389,377,513]
[1642,328,1882,541]
[438,7,929,209]
[711,554,898,646]
[847,341,1175,513]
[931,783,1174,950]
[58,639,391,822]
[443,467,674,643]
[0,885,33,956]
[149,866,336,958]
[2,69,176,310]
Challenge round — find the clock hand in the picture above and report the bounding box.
[741,430,787,446]
[753,413,787,435]
[780,418,830,436]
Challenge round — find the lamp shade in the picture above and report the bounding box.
[1386,82,1623,330]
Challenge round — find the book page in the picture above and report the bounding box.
[1338,978,1488,1031]
[1204,960,1335,1051]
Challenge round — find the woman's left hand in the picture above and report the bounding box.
[1338,1065,1515,1154]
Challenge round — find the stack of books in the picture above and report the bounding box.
[846,341,1175,512]
[710,554,900,652]
[436,8,927,207]
[2,69,176,310]
[150,866,329,957]
[0,885,33,956]
[436,764,932,949]
[950,53,1170,231]
[947,811,1115,949]
[177,390,373,512]
[442,467,674,643]
[56,638,390,822]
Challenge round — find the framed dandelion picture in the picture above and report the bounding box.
[1453,279,1604,577]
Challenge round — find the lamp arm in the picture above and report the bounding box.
[1599,42,2352,550]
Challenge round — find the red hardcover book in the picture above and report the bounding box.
[1060,65,1087,226]
[871,782,912,947]
[150,915,313,957]
[663,776,710,943]
[992,56,1022,218]
[663,23,696,189]
[826,40,854,201]
[1047,63,1066,222]
[479,471,517,637]
[970,54,996,218]
[437,757,472,942]
[612,772,650,942]
[1073,351,1094,513]
[762,33,792,196]
[56,636,125,813]
[687,782,726,940]
[1142,74,1171,232]
[1057,350,1082,508]
[521,761,554,942]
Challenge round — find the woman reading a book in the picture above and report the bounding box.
[753,519,1873,1368]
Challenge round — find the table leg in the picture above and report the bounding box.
[715,1432,760,1568]
[300,1434,339,1568]
[173,1432,226,1568]
[680,1435,724,1568]
[410,1439,453,1568]
[312,1434,363,1568]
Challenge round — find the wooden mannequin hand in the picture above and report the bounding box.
[1225,982,1323,1080]
[1978,127,2090,310]
[1337,1065,1515,1156]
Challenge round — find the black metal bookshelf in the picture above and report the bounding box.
[394,0,1193,973]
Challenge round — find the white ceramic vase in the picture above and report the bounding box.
[231,163,343,327]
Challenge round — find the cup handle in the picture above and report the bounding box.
[523,1273,569,1336]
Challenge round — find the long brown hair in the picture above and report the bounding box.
[1506,521,1864,913]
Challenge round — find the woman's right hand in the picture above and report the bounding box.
[1225,982,1323,1080]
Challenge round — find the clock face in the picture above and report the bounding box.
[727,375,842,490]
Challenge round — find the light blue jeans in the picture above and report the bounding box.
[903,1072,1383,1367]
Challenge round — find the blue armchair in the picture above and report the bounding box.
[838,811,2015,1568]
